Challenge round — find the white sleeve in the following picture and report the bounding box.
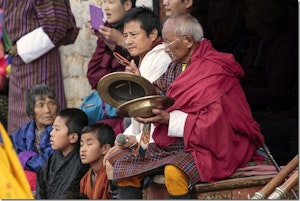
[168,110,187,138]
[139,44,171,83]
[16,27,55,64]
[123,118,155,143]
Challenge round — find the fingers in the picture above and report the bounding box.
[98,25,109,38]
[130,60,138,69]
[135,116,155,124]
[135,109,169,125]
[125,60,140,75]
[152,108,161,114]
[125,65,135,73]
[8,45,18,56]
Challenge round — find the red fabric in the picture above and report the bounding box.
[153,39,264,182]
[0,56,7,91]
[87,37,126,89]
[80,166,111,199]
[87,23,138,89]
[230,165,283,178]
[24,170,36,191]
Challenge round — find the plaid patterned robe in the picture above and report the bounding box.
[1,0,79,134]
[108,139,201,185]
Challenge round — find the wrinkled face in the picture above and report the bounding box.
[34,97,58,131]
[102,0,128,24]
[50,116,74,155]
[163,0,189,17]
[123,20,156,58]
[162,22,190,63]
[80,132,105,165]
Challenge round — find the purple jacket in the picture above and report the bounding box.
[12,120,55,172]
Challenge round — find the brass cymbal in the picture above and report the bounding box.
[116,95,174,118]
[97,72,157,108]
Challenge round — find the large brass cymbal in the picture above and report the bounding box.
[97,72,157,108]
[116,95,174,118]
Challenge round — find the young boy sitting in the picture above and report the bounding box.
[35,108,89,199]
[79,123,115,199]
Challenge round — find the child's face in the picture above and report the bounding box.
[50,116,74,155]
[80,132,105,165]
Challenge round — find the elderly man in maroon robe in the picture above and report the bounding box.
[105,13,265,199]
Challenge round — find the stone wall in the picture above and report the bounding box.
[60,0,152,108]
[60,0,152,107]
[59,0,102,108]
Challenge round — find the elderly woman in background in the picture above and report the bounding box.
[12,84,58,192]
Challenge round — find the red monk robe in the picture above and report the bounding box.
[153,39,264,182]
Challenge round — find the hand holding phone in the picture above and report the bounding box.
[113,52,131,66]
[89,4,104,30]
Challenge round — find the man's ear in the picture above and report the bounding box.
[69,133,79,144]
[150,29,158,42]
[183,35,194,49]
[124,0,133,12]
[102,144,112,155]
[184,0,193,9]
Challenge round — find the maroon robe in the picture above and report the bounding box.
[153,39,264,182]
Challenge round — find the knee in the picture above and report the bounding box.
[164,165,189,196]
[105,161,114,180]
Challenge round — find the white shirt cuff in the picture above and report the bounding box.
[16,27,55,64]
[123,118,155,143]
[168,110,187,137]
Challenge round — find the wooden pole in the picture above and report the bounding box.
[262,144,299,199]
[251,155,298,199]
[267,170,298,199]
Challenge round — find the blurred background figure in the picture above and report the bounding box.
[0,122,34,199]
[205,0,251,64]
[1,0,79,135]
[162,0,208,31]
[241,0,298,165]
[0,7,12,130]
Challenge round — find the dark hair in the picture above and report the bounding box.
[260,0,288,30]
[81,123,115,147]
[121,0,136,7]
[57,108,88,140]
[25,84,58,117]
[122,6,161,37]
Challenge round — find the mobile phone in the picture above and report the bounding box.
[89,4,104,30]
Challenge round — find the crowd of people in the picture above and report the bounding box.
[0,0,297,199]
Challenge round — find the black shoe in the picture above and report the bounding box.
[109,180,119,199]
[118,186,143,199]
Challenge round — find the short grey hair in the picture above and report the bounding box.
[26,84,58,117]
[163,13,204,42]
